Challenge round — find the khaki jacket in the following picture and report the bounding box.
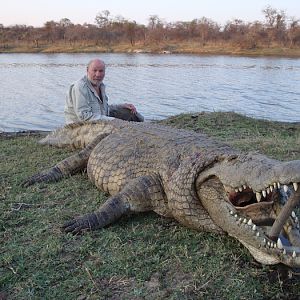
[64,75,114,124]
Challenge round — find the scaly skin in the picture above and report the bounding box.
[23,119,300,267]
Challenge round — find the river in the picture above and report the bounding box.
[0,53,299,132]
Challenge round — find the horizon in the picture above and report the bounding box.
[2,0,299,28]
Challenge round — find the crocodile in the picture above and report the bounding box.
[23,119,300,268]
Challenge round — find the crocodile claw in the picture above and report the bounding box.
[22,166,64,188]
[62,217,91,234]
[21,173,45,187]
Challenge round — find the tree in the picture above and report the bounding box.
[263,5,278,28]
[147,15,165,44]
[43,21,60,43]
[287,18,300,47]
[262,6,287,45]
[148,15,161,30]
[196,17,220,45]
[125,21,137,46]
[59,18,73,28]
[95,10,110,28]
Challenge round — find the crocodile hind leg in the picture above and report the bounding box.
[62,174,167,234]
[22,133,108,187]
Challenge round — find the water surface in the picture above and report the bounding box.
[0,53,299,132]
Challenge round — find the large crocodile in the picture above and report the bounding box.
[23,119,300,267]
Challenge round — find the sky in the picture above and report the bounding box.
[1,0,299,27]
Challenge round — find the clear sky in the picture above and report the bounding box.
[1,0,299,27]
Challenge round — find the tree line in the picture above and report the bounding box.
[1,6,299,50]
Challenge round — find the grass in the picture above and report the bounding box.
[1,112,300,299]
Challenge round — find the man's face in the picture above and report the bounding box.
[87,60,105,85]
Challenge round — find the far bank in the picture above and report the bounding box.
[1,41,300,57]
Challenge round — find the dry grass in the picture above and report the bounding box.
[1,41,300,57]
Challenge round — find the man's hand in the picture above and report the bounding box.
[123,103,137,114]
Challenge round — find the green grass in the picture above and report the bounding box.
[1,112,300,299]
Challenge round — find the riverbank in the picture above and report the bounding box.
[2,41,300,57]
[1,112,300,299]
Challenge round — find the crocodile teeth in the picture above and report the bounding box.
[252,224,256,231]
[277,238,283,249]
[256,232,260,237]
[243,218,247,224]
[247,219,253,226]
[283,185,288,193]
[292,211,296,219]
[256,192,262,202]
[293,251,296,258]
[238,187,243,192]
[277,182,281,188]
[267,188,270,194]
[262,190,266,198]
[273,183,277,189]
[283,249,287,255]
[243,185,247,189]
[270,186,273,192]
[293,182,298,191]
[235,188,239,193]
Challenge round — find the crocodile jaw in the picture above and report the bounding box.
[196,176,300,268]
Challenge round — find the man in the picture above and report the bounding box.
[64,59,144,124]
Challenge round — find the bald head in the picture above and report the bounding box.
[87,59,105,70]
[87,59,106,85]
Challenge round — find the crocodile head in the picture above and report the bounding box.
[196,153,300,267]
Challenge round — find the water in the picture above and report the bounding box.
[0,53,299,132]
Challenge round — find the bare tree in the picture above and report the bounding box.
[95,10,111,28]
[147,15,165,44]
[124,21,137,46]
[262,5,287,45]
[0,6,299,51]
[287,17,300,47]
[43,21,60,43]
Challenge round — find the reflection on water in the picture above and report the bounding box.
[0,53,299,132]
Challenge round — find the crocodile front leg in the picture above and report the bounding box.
[62,195,131,234]
[62,174,167,234]
[22,133,108,187]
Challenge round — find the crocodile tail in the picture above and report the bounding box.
[22,133,109,188]
[38,121,119,149]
